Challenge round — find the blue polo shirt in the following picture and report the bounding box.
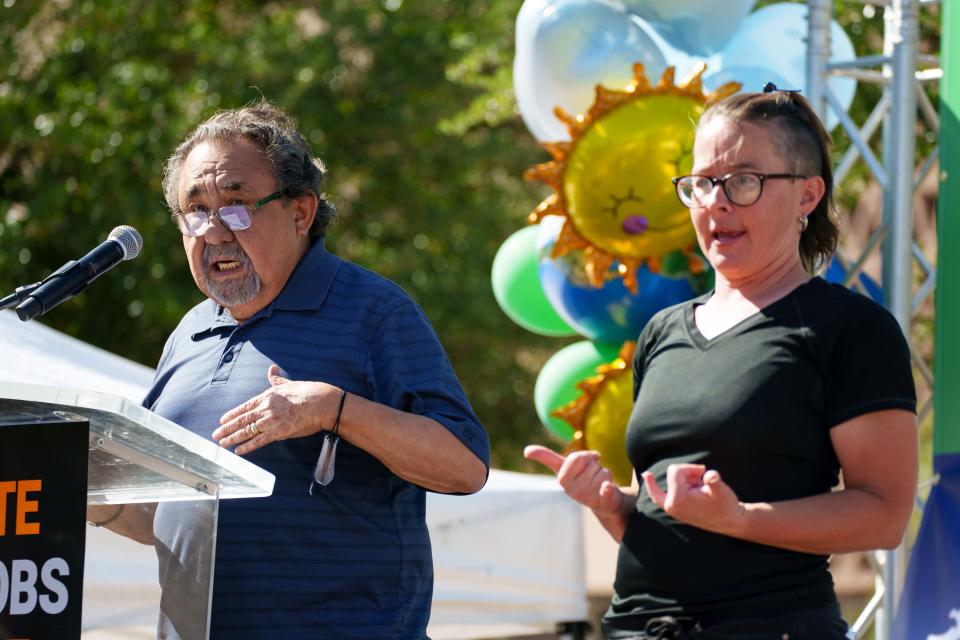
[144,240,490,639]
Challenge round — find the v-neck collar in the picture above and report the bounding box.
[684,278,818,349]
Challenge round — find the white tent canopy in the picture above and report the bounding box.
[0,310,594,639]
[0,309,155,402]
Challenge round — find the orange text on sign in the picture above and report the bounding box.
[0,479,42,536]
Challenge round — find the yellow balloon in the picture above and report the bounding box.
[582,368,634,486]
[563,93,701,259]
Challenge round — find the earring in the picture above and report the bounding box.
[798,215,809,232]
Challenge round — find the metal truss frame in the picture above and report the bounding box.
[806,1,942,638]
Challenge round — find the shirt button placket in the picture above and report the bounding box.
[212,334,243,384]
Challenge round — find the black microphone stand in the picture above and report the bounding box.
[11,260,85,321]
[0,281,42,311]
[0,258,80,320]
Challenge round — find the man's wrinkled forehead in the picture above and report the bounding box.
[178,140,264,201]
[184,180,248,201]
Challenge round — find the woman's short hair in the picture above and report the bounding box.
[162,100,336,239]
[699,90,838,273]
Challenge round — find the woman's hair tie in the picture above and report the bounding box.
[763,82,802,94]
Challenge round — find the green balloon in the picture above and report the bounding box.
[491,225,576,337]
[534,340,622,441]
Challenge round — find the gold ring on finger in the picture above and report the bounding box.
[250,423,260,436]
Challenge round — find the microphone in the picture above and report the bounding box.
[15,225,143,321]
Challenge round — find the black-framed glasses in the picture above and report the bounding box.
[672,173,806,208]
[172,191,283,237]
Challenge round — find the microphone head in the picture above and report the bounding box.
[108,225,144,260]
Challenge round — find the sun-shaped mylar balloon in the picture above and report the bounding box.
[553,341,636,486]
[525,63,739,293]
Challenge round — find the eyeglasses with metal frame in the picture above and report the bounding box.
[672,173,806,208]
[172,191,284,237]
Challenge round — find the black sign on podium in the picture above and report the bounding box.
[0,418,89,639]
[0,383,275,640]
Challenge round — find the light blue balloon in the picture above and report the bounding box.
[514,0,553,141]
[705,2,857,131]
[703,66,793,96]
[630,15,713,81]
[623,0,757,56]
[515,0,551,39]
[514,0,666,142]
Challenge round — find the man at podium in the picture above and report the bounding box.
[90,100,490,639]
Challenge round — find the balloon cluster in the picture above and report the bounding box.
[514,0,857,142]
[493,0,860,479]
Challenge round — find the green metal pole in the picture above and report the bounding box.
[935,0,960,456]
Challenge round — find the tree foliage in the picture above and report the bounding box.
[1,0,562,469]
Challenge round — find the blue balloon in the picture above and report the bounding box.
[703,65,793,97]
[823,258,884,304]
[704,2,857,131]
[630,17,715,82]
[514,0,667,142]
[623,0,757,56]
[536,218,701,343]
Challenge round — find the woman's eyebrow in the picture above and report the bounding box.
[691,161,763,174]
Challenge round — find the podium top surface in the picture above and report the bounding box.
[0,381,275,504]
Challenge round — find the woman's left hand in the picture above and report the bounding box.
[642,464,745,535]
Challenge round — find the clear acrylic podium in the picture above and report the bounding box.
[0,382,275,640]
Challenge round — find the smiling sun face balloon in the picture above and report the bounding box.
[525,64,738,293]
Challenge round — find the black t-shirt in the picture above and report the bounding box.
[606,277,916,629]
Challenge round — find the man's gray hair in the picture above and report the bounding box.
[162,100,336,238]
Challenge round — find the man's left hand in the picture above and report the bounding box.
[213,364,339,455]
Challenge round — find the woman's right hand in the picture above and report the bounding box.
[524,445,625,516]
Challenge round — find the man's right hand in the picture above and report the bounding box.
[524,445,626,516]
